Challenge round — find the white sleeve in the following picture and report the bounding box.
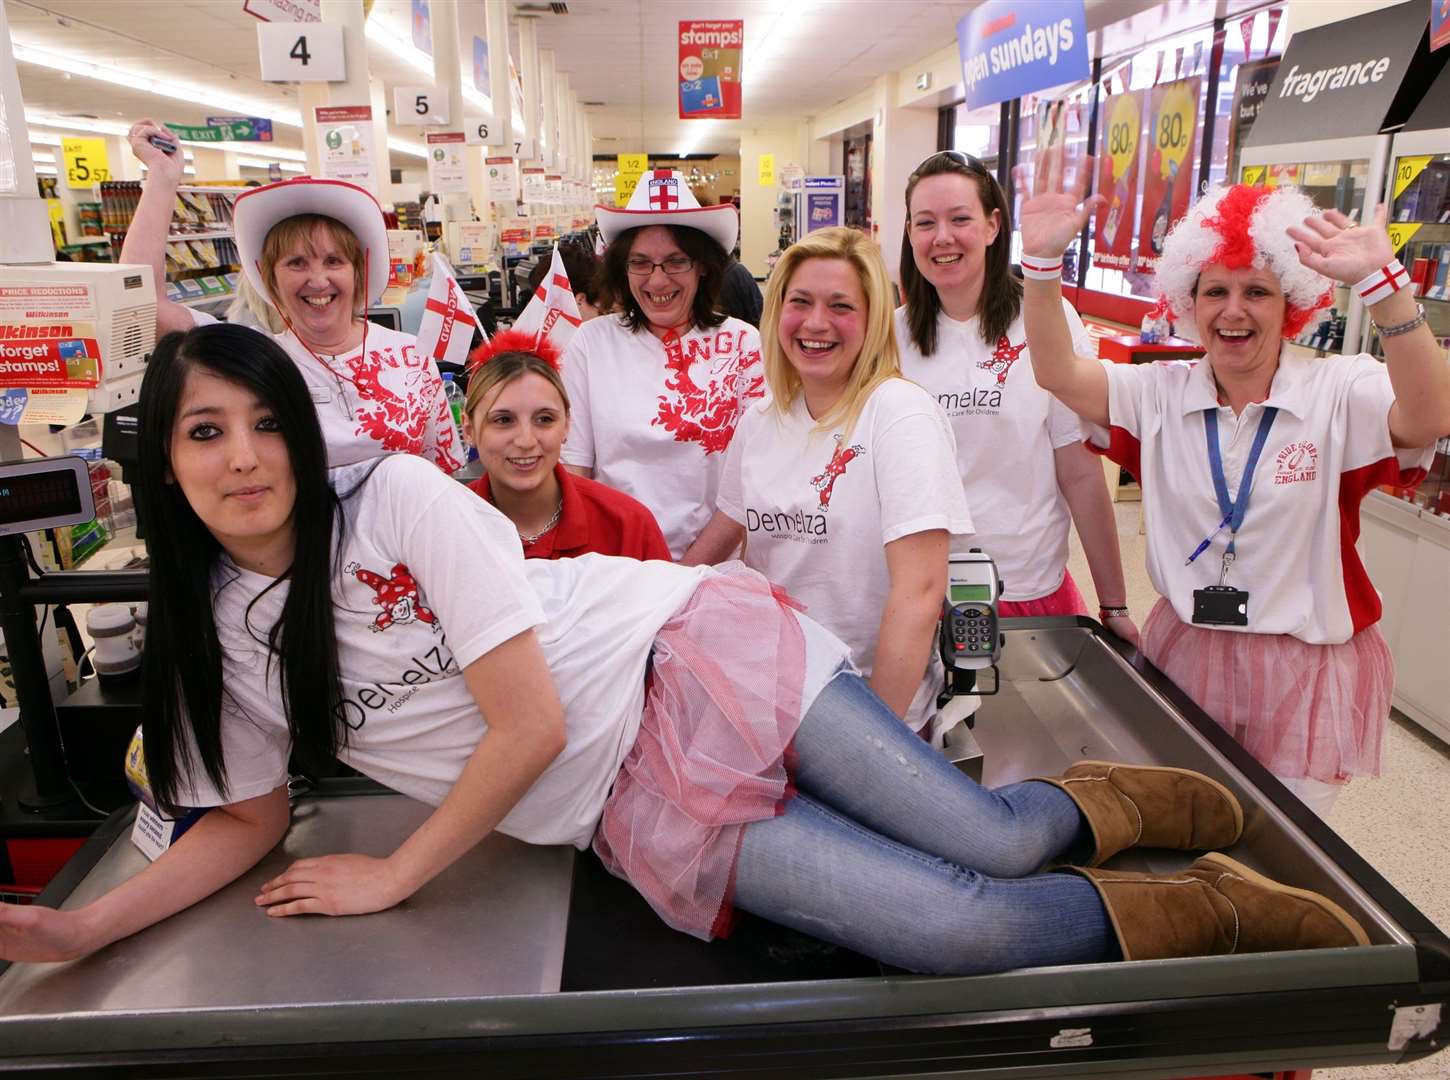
[188,306,220,327]
[1047,394,1085,449]
[874,389,974,544]
[716,407,750,524]
[166,695,292,809]
[559,330,596,469]
[1097,358,1161,445]
[369,457,545,669]
[1341,354,1437,473]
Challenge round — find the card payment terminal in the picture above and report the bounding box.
[941,549,1002,674]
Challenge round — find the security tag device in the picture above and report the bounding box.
[1192,585,1249,626]
[147,135,178,155]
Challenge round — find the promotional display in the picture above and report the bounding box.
[615,152,647,208]
[957,0,1089,110]
[314,105,377,191]
[794,176,844,239]
[411,0,432,55]
[426,132,468,194]
[486,156,519,202]
[61,137,109,188]
[677,20,742,119]
[242,0,319,20]
[521,166,548,204]
[1093,90,1143,270]
[1225,58,1278,181]
[1136,77,1200,272]
[0,284,101,389]
[1435,0,1450,52]
[758,153,775,187]
[472,36,491,102]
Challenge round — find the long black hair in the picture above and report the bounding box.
[898,152,1022,356]
[137,323,345,812]
[601,224,727,333]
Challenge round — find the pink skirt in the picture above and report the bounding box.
[593,564,808,940]
[1141,597,1393,783]
[998,570,1089,618]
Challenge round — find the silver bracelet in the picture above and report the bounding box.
[1098,606,1130,619]
[1372,303,1427,339]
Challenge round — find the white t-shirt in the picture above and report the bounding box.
[190,309,462,474]
[894,301,1091,600]
[1093,350,1435,644]
[561,314,765,558]
[173,454,710,848]
[718,378,973,732]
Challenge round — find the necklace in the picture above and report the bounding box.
[517,499,564,545]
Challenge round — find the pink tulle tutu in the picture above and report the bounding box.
[593,565,808,940]
[998,570,1089,618]
[1141,597,1392,783]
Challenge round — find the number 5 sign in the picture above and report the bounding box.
[258,22,345,81]
[394,87,450,126]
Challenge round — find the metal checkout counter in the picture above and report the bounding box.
[0,468,1448,1077]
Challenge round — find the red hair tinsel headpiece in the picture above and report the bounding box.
[466,329,563,374]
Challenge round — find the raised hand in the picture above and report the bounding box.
[126,118,184,186]
[255,852,410,917]
[1287,204,1395,286]
[1014,151,1104,260]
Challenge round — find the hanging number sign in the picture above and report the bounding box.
[257,22,345,82]
[394,86,450,126]
[464,116,499,146]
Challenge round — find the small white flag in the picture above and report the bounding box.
[417,252,480,368]
[512,247,583,350]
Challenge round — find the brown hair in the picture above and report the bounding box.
[259,214,366,313]
[899,153,1021,356]
[600,224,727,333]
[463,351,570,427]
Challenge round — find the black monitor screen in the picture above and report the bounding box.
[0,470,83,527]
[366,307,402,332]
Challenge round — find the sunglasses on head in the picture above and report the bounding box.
[913,150,989,176]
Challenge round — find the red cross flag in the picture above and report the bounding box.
[512,246,583,350]
[417,252,480,368]
[648,171,680,211]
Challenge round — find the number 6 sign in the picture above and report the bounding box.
[258,23,345,82]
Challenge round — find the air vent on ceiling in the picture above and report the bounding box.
[581,101,606,107]
[514,2,568,13]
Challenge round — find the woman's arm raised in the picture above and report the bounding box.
[118,119,196,337]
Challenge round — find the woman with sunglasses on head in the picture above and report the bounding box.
[560,171,765,559]
[896,151,1136,641]
[0,321,1367,973]
[123,119,462,474]
[1017,154,1450,815]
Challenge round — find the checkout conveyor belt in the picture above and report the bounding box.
[1,619,1447,1078]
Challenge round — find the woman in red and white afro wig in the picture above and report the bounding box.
[1015,161,1450,817]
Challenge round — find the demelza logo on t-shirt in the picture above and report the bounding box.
[743,436,866,544]
[932,335,1027,416]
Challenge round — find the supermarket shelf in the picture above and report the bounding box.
[64,237,113,247]
[166,231,233,242]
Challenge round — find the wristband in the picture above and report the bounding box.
[1020,255,1064,280]
[1098,606,1130,619]
[1354,260,1409,307]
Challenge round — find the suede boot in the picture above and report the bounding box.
[1033,760,1244,866]
[1070,853,1370,961]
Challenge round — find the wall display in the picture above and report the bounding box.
[395,86,450,126]
[314,105,376,191]
[61,138,109,188]
[521,166,548,203]
[1136,77,1200,273]
[1225,58,1279,182]
[257,21,344,82]
[957,0,1089,110]
[486,157,519,202]
[1093,90,1143,270]
[426,132,468,194]
[677,20,742,119]
[242,0,319,21]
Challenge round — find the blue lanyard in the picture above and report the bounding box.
[1186,406,1278,565]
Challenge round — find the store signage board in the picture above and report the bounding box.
[1225,58,1278,180]
[678,20,743,119]
[521,166,548,203]
[426,132,468,194]
[464,117,501,146]
[615,153,647,208]
[486,157,519,201]
[204,116,274,142]
[314,105,376,192]
[0,284,102,389]
[60,137,110,188]
[242,0,319,21]
[1094,90,1143,270]
[1244,0,1428,146]
[258,21,344,82]
[395,86,450,126]
[956,0,1089,110]
[1403,53,1450,130]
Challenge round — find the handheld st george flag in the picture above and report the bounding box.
[417,253,480,368]
[513,246,583,349]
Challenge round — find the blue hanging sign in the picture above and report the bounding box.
[957,0,1089,110]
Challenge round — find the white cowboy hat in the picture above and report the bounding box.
[232,177,390,307]
[594,170,737,253]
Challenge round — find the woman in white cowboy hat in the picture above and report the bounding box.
[560,170,765,559]
[121,119,463,473]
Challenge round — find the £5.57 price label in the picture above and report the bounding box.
[62,138,110,188]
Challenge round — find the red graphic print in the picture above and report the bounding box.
[652,330,765,454]
[346,561,439,633]
[343,344,440,456]
[1273,440,1319,485]
[648,172,679,209]
[977,336,1027,386]
[809,435,866,511]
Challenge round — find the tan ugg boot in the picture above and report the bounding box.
[1032,760,1244,866]
[1070,853,1370,961]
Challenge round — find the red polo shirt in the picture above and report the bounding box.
[468,464,672,561]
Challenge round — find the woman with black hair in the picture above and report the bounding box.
[0,323,1368,973]
[561,171,765,558]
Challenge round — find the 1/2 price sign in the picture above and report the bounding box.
[61,138,110,188]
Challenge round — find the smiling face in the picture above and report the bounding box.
[1192,264,1287,383]
[168,368,297,574]
[625,225,700,332]
[908,172,1000,302]
[467,372,570,500]
[776,257,868,411]
[268,222,360,348]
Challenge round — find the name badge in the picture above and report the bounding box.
[1192,586,1249,627]
[309,385,333,405]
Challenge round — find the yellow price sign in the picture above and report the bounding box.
[614,172,642,208]
[1241,165,1266,186]
[1386,222,1422,255]
[61,137,110,188]
[1154,83,1197,176]
[758,153,775,187]
[617,153,647,176]
[1392,155,1433,204]
[1105,93,1140,181]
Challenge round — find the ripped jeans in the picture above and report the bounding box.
[733,671,1116,974]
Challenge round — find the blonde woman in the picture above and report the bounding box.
[684,227,971,735]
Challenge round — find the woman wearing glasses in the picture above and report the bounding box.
[896,152,1136,641]
[560,171,765,559]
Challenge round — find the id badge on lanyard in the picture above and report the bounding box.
[1186,406,1277,627]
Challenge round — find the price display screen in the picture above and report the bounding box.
[950,583,991,603]
[0,459,93,536]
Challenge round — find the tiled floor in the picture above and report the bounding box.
[1066,498,1450,1079]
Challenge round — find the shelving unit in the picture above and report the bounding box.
[99,182,242,303]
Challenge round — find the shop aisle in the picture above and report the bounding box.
[1067,502,1450,1080]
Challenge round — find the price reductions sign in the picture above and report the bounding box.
[61,138,110,188]
[1093,91,1143,270]
[1136,77,1200,273]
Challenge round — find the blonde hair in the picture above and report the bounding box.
[224,273,286,335]
[463,352,571,426]
[761,226,901,438]
[259,214,366,314]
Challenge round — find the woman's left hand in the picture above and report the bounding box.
[1287,203,1394,285]
[255,853,410,917]
[1103,614,1140,647]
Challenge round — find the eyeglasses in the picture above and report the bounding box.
[626,255,695,276]
[912,149,989,176]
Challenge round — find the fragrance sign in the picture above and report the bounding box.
[678,20,742,119]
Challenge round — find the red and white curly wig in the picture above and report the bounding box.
[1156,184,1334,341]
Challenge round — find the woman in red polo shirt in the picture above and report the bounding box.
[462,331,671,561]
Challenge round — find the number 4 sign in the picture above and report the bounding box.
[258,22,345,82]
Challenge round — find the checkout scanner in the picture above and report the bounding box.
[1,460,1448,1077]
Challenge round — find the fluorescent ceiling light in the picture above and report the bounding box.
[365,16,435,78]
[27,113,131,137]
[675,120,717,158]
[13,42,302,127]
[238,156,306,173]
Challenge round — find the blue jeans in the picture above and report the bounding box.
[732,672,1116,974]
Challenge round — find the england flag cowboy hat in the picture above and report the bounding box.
[232,176,390,306]
[594,169,737,253]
